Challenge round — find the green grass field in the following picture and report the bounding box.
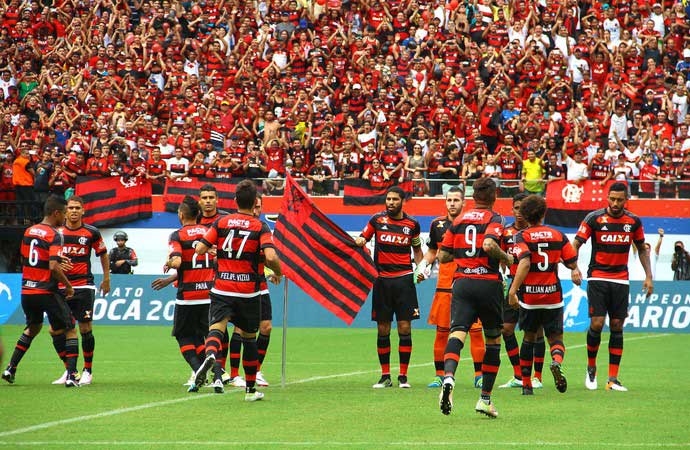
[1,325,689,449]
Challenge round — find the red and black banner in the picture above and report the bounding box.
[274,175,378,325]
[75,176,152,227]
[163,177,240,213]
[343,179,413,206]
[545,180,614,227]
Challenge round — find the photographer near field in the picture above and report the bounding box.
[672,241,690,281]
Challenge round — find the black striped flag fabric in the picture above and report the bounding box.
[164,177,238,213]
[343,179,414,205]
[274,174,378,325]
[75,176,152,227]
[544,180,613,227]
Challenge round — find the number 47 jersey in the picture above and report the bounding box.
[441,208,505,281]
[168,224,216,304]
[200,213,275,297]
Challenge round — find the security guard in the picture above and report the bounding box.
[108,231,138,274]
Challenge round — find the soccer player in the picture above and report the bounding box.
[437,177,514,417]
[166,196,216,389]
[51,196,110,386]
[191,180,282,401]
[153,184,236,385]
[2,195,79,387]
[419,187,486,389]
[225,194,276,388]
[498,193,546,389]
[574,182,653,392]
[355,186,423,389]
[507,195,582,395]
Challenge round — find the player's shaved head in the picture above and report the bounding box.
[179,195,200,220]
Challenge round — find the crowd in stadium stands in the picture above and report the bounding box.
[1,0,690,214]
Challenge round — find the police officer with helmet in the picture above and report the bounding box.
[108,231,138,274]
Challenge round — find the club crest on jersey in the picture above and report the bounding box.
[623,224,631,232]
[379,233,409,245]
[561,183,584,203]
[402,226,411,235]
[78,236,88,245]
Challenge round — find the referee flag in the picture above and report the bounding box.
[274,175,378,325]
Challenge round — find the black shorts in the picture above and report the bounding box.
[587,280,629,319]
[371,274,420,322]
[209,292,261,333]
[260,294,272,321]
[450,278,503,337]
[172,303,210,338]
[67,288,96,323]
[519,307,563,336]
[21,293,75,331]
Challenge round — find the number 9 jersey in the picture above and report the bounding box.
[200,212,275,297]
[440,208,505,281]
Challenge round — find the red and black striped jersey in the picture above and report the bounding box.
[168,224,215,304]
[58,224,107,288]
[198,211,225,226]
[200,213,274,297]
[428,216,456,290]
[361,212,421,278]
[513,226,577,308]
[575,208,645,282]
[441,208,505,281]
[21,223,63,295]
[500,223,524,277]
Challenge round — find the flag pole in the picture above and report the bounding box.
[281,278,288,388]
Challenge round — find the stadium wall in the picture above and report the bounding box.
[1,273,689,332]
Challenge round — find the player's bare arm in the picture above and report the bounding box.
[483,237,514,266]
[167,255,182,270]
[437,249,454,263]
[564,260,582,286]
[50,259,74,299]
[151,273,178,290]
[264,247,283,281]
[508,257,530,309]
[635,240,654,296]
[195,241,211,255]
[100,252,111,295]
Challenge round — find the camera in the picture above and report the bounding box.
[675,245,684,255]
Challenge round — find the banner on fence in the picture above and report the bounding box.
[1,274,688,331]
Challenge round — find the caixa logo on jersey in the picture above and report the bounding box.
[91,275,177,325]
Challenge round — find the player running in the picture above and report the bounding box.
[418,187,486,389]
[355,186,423,389]
[498,193,546,389]
[166,196,216,389]
[507,195,582,395]
[190,180,282,401]
[437,178,514,417]
[2,196,79,387]
[573,182,653,392]
[51,196,110,386]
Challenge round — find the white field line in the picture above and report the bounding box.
[0,333,671,439]
[1,441,688,448]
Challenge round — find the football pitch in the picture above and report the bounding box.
[1,326,689,449]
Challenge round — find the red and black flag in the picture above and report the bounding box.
[545,180,614,227]
[274,174,378,325]
[343,179,413,206]
[163,177,239,213]
[75,176,152,227]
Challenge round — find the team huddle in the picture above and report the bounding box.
[358,178,652,418]
[3,177,653,414]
